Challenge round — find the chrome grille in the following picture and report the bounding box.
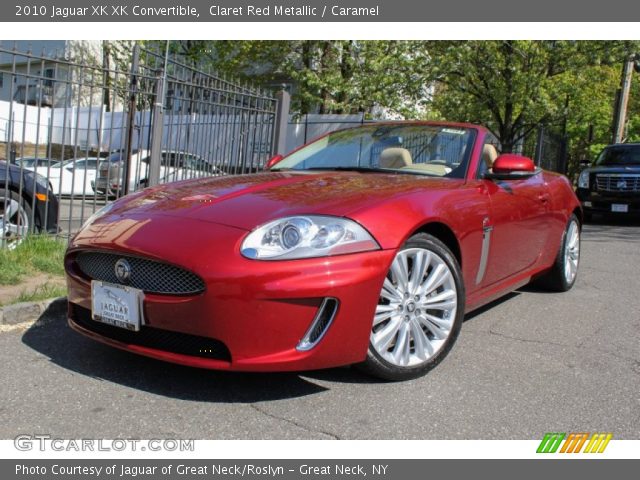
[75,251,205,295]
[595,174,640,192]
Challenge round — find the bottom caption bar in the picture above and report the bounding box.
[3,460,638,479]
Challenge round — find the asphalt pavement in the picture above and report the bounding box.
[55,197,107,235]
[1,217,638,439]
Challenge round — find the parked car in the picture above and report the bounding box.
[577,143,640,220]
[65,122,581,381]
[1,161,59,249]
[15,157,60,170]
[34,157,99,196]
[92,150,224,197]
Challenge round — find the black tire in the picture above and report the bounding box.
[537,214,581,292]
[583,211,592,223]
[356,233,465,381]
[0,188,34,248]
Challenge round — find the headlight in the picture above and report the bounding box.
[578,170,590,189]
[241,215,380,260]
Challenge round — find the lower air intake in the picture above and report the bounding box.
[297,298,339,351]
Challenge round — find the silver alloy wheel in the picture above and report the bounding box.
[0,197,29,250]
[371,247,458,367]
[564,219,580,284]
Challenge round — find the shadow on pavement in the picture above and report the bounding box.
[21,299,347,402]
[582,216,640,243]
[463,292,520,323]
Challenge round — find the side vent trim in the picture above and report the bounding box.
[296,298,339,351]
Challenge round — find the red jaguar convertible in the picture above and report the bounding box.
[65,122,581,380]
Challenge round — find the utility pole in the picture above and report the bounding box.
[612,53,639,144]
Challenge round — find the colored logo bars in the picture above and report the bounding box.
[537,433,613,453]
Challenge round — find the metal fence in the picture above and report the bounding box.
[485,124,568,175]
[0,42,279,249]
[514,125,568,174]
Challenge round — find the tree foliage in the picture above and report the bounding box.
[428,41,638,153]
[165,40,431,118]
[150,40,640,171]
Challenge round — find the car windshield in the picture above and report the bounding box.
[272,124,476,178]
[595,145,640,166]
[16,158,37,167]
[106,150,141,162]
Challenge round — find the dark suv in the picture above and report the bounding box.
[577,143,640,220]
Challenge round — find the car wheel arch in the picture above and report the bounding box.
[1,186,38,232]
[15,186,45,230]
[572,206,583,228]
[410,221,462,269]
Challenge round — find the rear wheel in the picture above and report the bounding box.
[0,188,32,250]
[357,233,465,381]
[538,214,580,292]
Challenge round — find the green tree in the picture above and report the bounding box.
[429,41,637,152]
[144,40,640,174]
[165,40,431,117]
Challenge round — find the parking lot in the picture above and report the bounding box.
[0,217,638,440]
[56,197,107,235]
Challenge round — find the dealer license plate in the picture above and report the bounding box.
[91,281,143,331]
[611,204,629,213]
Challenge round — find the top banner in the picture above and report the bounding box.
[6,0,640,22]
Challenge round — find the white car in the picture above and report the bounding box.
[93,150,224,197]
[34,157,99,196]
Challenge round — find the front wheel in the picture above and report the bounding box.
[357,233,465,381]
[0,188,33,250]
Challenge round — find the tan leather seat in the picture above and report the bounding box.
[482,144,498,170]
[379,147,413,169]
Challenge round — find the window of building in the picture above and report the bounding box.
[43,68,54,87]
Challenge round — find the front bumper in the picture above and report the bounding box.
[576,188,640,215]
[65,215,394,372]
[34,190,59,233]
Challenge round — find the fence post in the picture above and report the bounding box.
[148,68,165,187]
[559,136,568,175]
[534,124,545,167]
[272,87,290,155]
[122,43,140,196]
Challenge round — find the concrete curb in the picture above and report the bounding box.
[0,297,67,325]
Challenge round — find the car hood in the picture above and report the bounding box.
[0,161,41,192]
[97,171,459,231]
